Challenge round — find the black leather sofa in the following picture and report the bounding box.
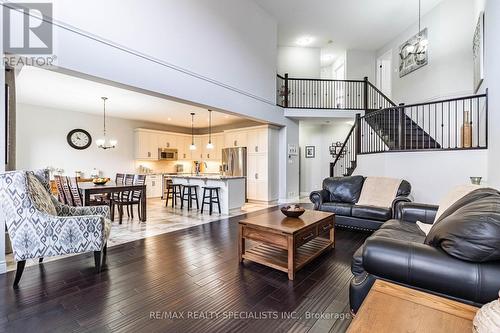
[310,176,411,231]
[350,188,500,313]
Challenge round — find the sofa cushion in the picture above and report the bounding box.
[351,219,426,275]
[322,176,365,204]
[27,173,57,216]
[351,205,391,221]
[425,188,500,262]
[319,202,352,216]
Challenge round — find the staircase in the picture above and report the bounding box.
[275,74,488,178]
[364,107,441,150]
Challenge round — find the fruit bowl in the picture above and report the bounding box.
[92,178,109,185]
[280,205,306,218]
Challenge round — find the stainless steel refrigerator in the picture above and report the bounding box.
[222,147,247,200]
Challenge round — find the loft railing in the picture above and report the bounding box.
[277,74,393,110]
[330,91,488,177]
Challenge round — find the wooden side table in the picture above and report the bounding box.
[347,280,479,333]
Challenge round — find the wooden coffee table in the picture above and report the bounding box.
[238,209,335,280]
[347,280,479,333]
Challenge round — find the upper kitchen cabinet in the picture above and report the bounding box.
[157,133,177,149]
[246,128,269,153]
[224,129,247,148]
[134,129,159,160]
[177,135,192,160]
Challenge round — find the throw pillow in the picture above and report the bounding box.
[27,173,57,216]
[416,220,432,235]
[425,188,500,262]
[434,184,482,222]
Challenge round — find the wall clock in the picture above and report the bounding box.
[67,129,92,150]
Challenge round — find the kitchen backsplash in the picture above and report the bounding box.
[135,160,222,174]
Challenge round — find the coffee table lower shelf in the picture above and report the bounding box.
[242,237,332,273]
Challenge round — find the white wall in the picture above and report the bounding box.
[355,150,488,204]
[16,104,199,177]
[345,50,376,82]
[299,121,353,194]
[377,0,475,104]
[480,0,500,188]
[277,46,321,78]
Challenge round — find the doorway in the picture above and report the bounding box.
[376,50,392,98]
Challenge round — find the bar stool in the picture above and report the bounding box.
[181,185,199,210]
[165,183,182,208]
[201,186,221,215]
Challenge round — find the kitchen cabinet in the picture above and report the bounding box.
[145,174,163,198]
[177,135,192,160]
[247,128,268,153]
[246,153,268,201]
[135,130,158,160]
[157,133,177,149]
[224,130,247,148]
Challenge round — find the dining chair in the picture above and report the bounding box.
[54,175,67,204]
[111,174,146,224]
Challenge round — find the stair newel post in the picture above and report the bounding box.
[398,103,405,150]
[355,113,361,156]
[284,73,289,108]
[363,77,369,112]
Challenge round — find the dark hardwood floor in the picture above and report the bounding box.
[0,206,369,333]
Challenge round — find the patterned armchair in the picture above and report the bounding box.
[0,170,111,287]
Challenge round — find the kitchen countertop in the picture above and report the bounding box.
[170,174,246,180]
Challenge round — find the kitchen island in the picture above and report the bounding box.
[170,175,246,214]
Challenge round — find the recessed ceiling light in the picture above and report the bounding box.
[167,117,172,121]
[296,36,314,46]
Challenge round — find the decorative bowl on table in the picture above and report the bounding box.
[280,205,306,218]
[92,177,109,185]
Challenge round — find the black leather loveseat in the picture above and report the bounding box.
[349,188,500,313]
[310,176,411,231]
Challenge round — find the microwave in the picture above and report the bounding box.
[158,148,178,161]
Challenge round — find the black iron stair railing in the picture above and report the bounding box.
[330,91,488,177]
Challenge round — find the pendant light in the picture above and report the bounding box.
[407,0,428,53]
[189,112,196,150]
[96,97,117,150]
[206,109,214,149]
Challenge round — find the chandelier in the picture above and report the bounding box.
[96,97,117,150]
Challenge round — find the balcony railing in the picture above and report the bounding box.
[276,74,394,111]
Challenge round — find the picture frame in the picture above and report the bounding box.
[399,28,428,77]
[305,146,315,158]
[473,12,484,93]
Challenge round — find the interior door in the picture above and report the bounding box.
[376,51,392,98]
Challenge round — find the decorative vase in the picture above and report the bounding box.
[470,176,482,185]
[473,291,500,333]
[461,110,473,148]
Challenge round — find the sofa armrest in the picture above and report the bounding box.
[362,238,500,305]
[394,202,438,223]
[391,196,412,218]
[309,189,330,209]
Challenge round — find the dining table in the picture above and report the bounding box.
[78,181,147,222]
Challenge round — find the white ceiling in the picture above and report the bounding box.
[254,0,444,50]
[16,66,247,129]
